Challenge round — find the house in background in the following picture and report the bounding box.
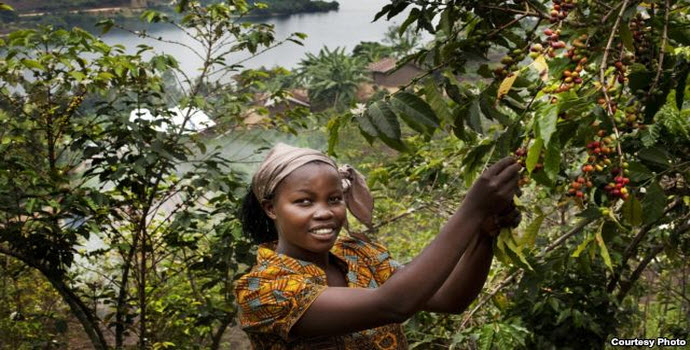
[243,90,311,125]
[366,57,424,88]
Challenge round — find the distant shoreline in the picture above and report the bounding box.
[17,6,139,18]
[1,1,340,34]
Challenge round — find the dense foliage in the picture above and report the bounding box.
[330,0,689,348]
[1,0,689,349]
[0,1,308,348]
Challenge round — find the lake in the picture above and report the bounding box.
[101,0,419,74]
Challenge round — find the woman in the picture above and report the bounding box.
[235,143,521,349]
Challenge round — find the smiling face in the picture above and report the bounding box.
[262,161,347,261]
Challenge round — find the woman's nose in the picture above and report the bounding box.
[313,204,334,219]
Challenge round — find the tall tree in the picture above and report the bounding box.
[296,47,370,112]
[0,1,309,348]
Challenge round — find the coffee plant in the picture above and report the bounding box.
[328,0,690,347]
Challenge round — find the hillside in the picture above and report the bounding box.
[3,0,135,13]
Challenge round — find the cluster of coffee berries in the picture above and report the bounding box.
[581,128,616,172]
[549,0,577,23]
[567,176,593,199]
[495,49,526,78]
[630,14,651,65]
[613,60,628,84]
[566,34,589,63]
[614,104,645,132]
[553,67,584,93]
[603,175,631,200]
[544,28,566,57]
[513,147,533,187]
[529,43,544,59]
[597,97,618,114]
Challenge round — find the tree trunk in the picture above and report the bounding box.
[210,314,233,350]
[139,230,147,350]
[46,272,110,350]
[116,239,138,349]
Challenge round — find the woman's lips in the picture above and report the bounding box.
[309,227,336,240]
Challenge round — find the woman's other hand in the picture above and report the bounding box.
[479,204,522,237]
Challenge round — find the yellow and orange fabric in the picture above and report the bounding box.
[235,235,407,349]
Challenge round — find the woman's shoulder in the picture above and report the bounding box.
[334,234,393,264]
[235,246,311,294]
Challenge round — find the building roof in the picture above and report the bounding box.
[254,90,310,108]
[367,57,398,73]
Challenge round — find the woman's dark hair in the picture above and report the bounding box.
[240,185,278,244]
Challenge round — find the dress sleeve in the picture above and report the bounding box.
[235,272,327,341]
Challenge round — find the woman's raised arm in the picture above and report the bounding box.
[291,157,521,338]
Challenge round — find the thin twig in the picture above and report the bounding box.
[648,0,670,94]
[601,2,624,24]
[599,0,630,166]
[460,271,521,328]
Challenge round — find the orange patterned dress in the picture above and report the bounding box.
[234,235,408,349]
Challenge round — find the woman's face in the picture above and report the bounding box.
[262,162,347,258]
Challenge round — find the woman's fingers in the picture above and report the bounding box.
[486,157,517,176]
[498,168,521,196]
[496,162,522,185]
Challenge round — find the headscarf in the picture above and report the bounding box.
[251,143,374,235]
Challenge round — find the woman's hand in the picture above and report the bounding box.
[480,204,522,237]
[463,157,522,218]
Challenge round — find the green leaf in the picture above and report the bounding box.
[0,3,14,11]
[526,138,543,173]
[467,99,483,133]
[642,182,666,225]
[480,89,511,125]
[638,147,672,168]
[621,196,643,227]
[462,143,493,187]
[627,64,653,92]
[500,228,533,270]
[543,138,561,182]
[572,234,593,258]
[640,124,660,147]
[627,162,653,182]
[619,24,634,52]
[536,104,558,147]
[424,79,452,124]
[390,91,440,135]
[326,115,341,156]
[521,215,544,247]
[595,229,613,272]
[21,59,45,71]
[356,112,378,138]
[366,101,401,140]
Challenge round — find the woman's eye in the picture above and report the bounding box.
[295,199,311,205]
[329,197,343,204]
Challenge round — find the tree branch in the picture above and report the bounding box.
[616,218,690,302]
[0,245,109,349]
[608,199,681,292]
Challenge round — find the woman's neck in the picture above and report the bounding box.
[275,241,331,271]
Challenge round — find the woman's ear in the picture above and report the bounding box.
[261,199,277,220]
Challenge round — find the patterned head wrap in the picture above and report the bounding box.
[251,143,374,230]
